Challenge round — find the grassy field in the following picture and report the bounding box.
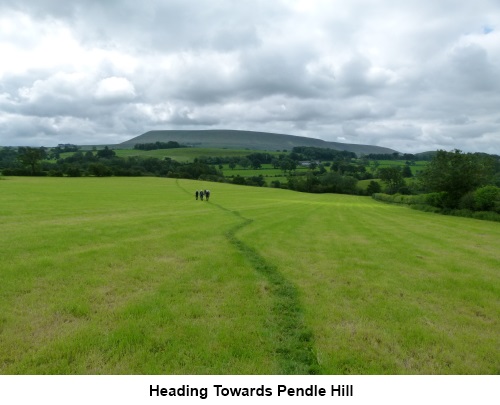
[59,147,278,162]
[1,177,499,374]
[221,164,309,182]
[374,160,428,175]
[114,148,282,162]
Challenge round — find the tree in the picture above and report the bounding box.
[317,164,327,174]
[17,147,47,174]
[402,164,413,178]
[379,166,405,194]
[84,151,96,161]
[0,147,18,169]
[232,175,246,185]
[318,172,358,194]
[279,158,296,174]
[419,149,496,208]
[96,146,116,158]
[246,175,266,187]
[366,180,382,195]
[67,166,82,177]
[88,163,112,177]
[370,160,380,174]
[250,160,262,170]
[238,157,251,169]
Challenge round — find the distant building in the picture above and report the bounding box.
[298,161,320,167]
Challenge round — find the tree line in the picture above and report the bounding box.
[0,146,222,180]
[133,141,186,150]
[373,150,500,219]
[1,145,499,217]
[0,145,376,193]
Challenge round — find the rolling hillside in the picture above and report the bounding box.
[117,129,398,155]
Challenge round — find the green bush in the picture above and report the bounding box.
[372,193,426,205]
[425,192,448,208]
[459,192,476,210]
[472,210,500,221]
[373,190,500,222]
[409,204,441,213]
[474,185,500,212]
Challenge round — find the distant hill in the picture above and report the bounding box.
[118,129,398,156]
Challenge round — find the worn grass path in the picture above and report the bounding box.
[177,180,320,374]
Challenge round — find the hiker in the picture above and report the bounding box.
[205,190,210,201]
[199,190,204,201]
[195,190,199,200]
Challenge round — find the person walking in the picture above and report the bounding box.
[205,190,210,201]
[199,190,204,201]
[195,190,199,200]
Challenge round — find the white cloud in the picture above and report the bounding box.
[94,77,136,103]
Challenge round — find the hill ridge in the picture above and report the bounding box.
[118,129,398,156]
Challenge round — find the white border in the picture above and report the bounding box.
[1,375,498,405]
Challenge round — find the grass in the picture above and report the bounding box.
[374,160,428,175]
[114,148,282,162]
[229,193,500,373]
[59,147,274,163]
[210,205,319,374]
[221,164,310,185]
[1,177,499,374]
[0,177,277,374]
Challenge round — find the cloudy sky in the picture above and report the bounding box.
[0,0,499,153]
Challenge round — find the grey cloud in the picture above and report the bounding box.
[0,113,102,146]
[445,44,500,93]
[336,56,394,97]
[442,116,475,126]
[2,0,271,53]
[237,46,319,99]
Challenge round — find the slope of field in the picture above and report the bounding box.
[117,129,398,155]
[1,177,499,374]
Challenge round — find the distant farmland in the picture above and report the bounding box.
[1,177,498,374]
[113,147,267,162]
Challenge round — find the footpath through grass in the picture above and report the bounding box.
[1,177,499,374]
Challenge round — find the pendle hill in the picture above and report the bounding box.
[115,129,397,155]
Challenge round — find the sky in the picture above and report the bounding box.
[0,0,499,154]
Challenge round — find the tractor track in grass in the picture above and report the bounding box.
[176,180,320,374]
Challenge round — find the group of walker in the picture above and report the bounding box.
[195,189,210,201]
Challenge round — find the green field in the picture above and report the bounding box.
[374,160,428,175]
[221,163,309,180]
[115,148,282,162]
[59,147,276,163]
[1,177,499,374]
